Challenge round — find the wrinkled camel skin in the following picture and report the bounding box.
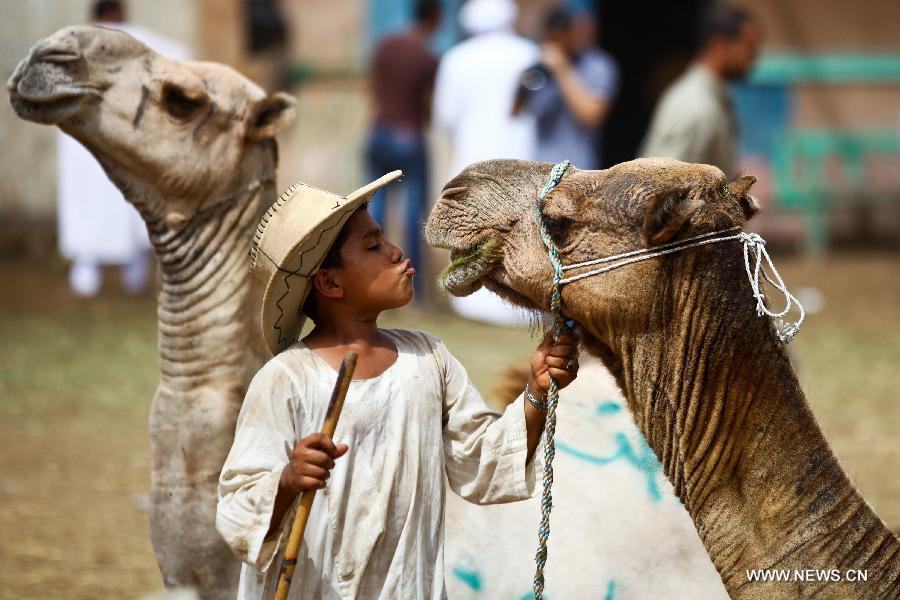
[8,26,296,598]
[426,158,900,599]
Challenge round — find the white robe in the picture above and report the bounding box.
[433,30,540,326]
[433,31,539,174]
[216,329,539,599]
[56,24,190,264]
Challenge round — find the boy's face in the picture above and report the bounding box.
[328,208,416,312]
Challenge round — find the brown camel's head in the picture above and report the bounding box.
[425,158,759,341]
[8,25,295,228]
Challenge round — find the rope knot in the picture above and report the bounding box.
[740,232,766,246]
[779,323,800,343]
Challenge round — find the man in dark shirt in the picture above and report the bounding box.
[365,0,441,297]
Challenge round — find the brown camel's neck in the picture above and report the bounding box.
[146,177,273,394]
[603,250,899,598]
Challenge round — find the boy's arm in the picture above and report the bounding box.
[523,331,580,459]
[216,361,303,571]
[438,331,579,505]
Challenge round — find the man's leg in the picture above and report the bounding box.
[403,140,428,298]
[69,259,102,297]
[120,249,152,295]
[365,126,390,227]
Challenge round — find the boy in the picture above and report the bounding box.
[216,171,579,599]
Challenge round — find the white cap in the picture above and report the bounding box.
[459,0,518,35]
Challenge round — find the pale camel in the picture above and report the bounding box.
[444,358,729,599]
[8,26,295,598]
[425,158,900,599]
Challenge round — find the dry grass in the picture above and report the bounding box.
[0,252,897,598]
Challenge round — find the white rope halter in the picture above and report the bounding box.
[556,225,805,342]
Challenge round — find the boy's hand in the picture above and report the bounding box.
[281,433,349,494]
[528,330,580,398]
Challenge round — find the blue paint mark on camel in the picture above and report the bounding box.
[555,401,664,502]
[453,566,617,599]
[596,400,623,415]
[452,566,482,591]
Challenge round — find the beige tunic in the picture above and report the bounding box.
[640,65,740,178]
[216,329,539,599]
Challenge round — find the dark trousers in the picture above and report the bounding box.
[365,123,428,296]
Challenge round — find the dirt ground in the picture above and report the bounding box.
[1,253,898,599]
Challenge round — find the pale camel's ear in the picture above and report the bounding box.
[246,92,296,140]
[727,175,759,220]
[641,191,704,246]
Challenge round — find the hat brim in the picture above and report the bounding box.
[259,171,402,355]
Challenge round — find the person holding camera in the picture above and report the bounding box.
[515,8,618,170]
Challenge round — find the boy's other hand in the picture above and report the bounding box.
[528,330,580,397]
[282,433,349,494]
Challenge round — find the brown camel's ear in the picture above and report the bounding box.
[641,192,704,246]
[727,175,760,220]
[246,92,296,140]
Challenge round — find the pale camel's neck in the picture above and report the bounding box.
[146,179,273,395]
[607,253,900,598]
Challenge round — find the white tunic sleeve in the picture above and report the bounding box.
[216,358,302,572]
[436,338,539,504]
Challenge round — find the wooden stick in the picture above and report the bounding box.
[274,351,357,600]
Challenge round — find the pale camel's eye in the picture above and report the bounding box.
[161,83,207,120]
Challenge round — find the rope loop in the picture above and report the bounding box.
[739,232,805,342]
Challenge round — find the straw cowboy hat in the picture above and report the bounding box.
[250,171,402,354]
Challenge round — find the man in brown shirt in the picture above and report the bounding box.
[365,0,441,297]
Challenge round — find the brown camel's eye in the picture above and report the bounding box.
[162,83,207,120]
[543,215,572,245]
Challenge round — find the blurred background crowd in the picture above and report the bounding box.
[1,0,898,597]
[2,0,899,300]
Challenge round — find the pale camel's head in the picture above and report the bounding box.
[8,25,295,228]
[425,158,759,344]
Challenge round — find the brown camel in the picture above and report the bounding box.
[425,158,900,599]
[8,26,295,598]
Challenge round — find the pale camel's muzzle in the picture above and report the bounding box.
[8,32,100,124]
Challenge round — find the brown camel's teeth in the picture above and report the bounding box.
[438,237,502,297]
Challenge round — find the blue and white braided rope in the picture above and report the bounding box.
[531,160,571,600]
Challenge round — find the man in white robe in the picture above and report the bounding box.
[432,0,539,326]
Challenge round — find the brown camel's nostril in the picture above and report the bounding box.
[440,186,468,197]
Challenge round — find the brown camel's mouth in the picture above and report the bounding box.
[437,236,503,297]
